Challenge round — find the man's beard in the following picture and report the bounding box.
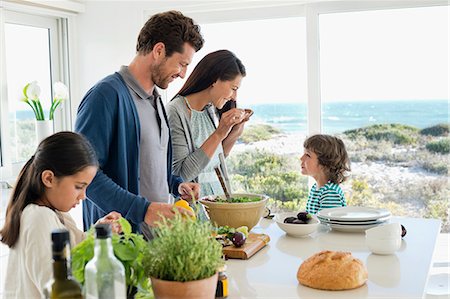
[152,61,171,89]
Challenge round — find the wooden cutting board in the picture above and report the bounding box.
[223,233,270,259]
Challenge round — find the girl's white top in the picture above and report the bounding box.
[3,204,84,299]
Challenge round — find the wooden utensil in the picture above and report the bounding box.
[218,153,232,196]
[214,166,231,201]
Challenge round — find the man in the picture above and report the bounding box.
[75,11,204,233]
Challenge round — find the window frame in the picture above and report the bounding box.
[146,0,447,133]
[0,7,71,181]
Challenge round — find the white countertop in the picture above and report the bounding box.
[225,217,441,299]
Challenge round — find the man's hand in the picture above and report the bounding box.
[178,182,200,202]
[144,202,194,227]
[96,211,122,233]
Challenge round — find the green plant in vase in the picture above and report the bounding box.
[143,213,223,299]
[21,81,68,120]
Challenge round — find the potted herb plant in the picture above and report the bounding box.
[71,218,153,299]
[143,213,223,299]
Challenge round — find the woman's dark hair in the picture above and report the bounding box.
[136,10,204,56]
[0,131,98,248]
[303,134,351,184]
[177,50,246,97]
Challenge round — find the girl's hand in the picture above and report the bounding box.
[97,211,122,234]
[216,108,245,139]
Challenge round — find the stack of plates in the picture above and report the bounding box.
[317,207,391,232]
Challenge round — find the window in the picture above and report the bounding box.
[0,10,69,178]
[319,6,449,230]
[166,17,309,213]
[154,2,449,231]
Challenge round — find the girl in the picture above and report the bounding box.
[166,50,251,198]
[0,132,121,298]
[300,134,351,214]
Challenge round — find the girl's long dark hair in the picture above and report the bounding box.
[0,131,98,248]
[176,49,246,97]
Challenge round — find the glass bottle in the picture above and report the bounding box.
[44,229,83,299]
[84,223,126,299]
[215,265,228,298]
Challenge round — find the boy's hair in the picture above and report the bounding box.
[303,134,351,184]
[0,132,98,248]
[136,10,204,56]
[177,49,246,97]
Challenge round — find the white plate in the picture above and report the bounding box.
[317,207,391,222]
[318,215,390,225]
[325,222,381,232]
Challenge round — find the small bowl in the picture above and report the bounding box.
[365,223,401,239]
[365,235,401,255]
[275,212,319,237]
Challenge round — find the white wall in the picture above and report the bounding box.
[72,0,310,116]
[75,2,147,96]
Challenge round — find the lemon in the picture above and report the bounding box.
[236,226,249,238]
[174,199,190,209]
[174,199,196,220]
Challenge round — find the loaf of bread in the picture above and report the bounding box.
[297,250,368,290]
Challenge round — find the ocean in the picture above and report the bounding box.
[247,99,449,134]
[12,100,449,135]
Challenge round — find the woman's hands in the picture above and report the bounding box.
[96,211,122,233]
[221,108,253,156]
[178,182,200,202]
[216,108,246,140]
[202,107,252,159]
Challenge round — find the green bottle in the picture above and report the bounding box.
[44,229,83,299]
[84,224,126,299]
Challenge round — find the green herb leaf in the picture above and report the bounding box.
[118,217,132,235]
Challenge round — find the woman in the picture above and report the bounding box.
[166,50,251,198]
[0,132,121,298]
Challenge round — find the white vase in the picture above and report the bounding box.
[35,120,54,144]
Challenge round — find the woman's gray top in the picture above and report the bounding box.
[166,95,224,197]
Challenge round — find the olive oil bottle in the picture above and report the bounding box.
[84,224,126,299]
[44,229,83,299]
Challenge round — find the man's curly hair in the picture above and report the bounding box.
[304,134,351,184]
[136,10,204,56]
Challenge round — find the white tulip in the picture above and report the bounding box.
[26,81,41,100]
[53,82,69,100]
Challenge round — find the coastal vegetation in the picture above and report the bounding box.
[230,123,449,232]
[8,119,449,231]
[239,124,281,143]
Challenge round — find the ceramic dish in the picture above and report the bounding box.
[317,207,391,222]
[275,212,319,237]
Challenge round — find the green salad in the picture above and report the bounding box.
[214,196,261,203]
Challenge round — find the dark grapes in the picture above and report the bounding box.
[284,217,298,224]
[297,212,312,223]
[401,224,407,238]
[232,232,246,247]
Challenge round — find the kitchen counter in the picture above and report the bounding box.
[225,217,441,298]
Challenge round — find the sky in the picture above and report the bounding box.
[4,5,449,111]
[166,5,448,105]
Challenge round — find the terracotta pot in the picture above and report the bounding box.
[151,273,218,299]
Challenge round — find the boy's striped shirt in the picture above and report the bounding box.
[306,181,346,214]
